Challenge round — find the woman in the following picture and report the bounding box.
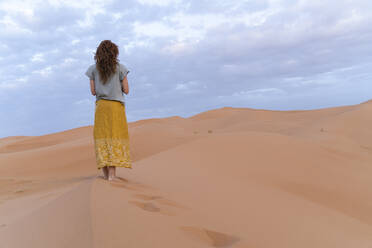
[85,40,132,181]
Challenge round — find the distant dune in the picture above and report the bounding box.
[1,100,372,248]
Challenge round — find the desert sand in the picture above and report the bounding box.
[1,99,372,248]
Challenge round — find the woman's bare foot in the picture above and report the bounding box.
[102,166,109,180]
[108,166,116,181]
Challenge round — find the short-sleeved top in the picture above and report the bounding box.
[85,63,130,106]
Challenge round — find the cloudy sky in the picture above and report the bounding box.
[1,0,372,138]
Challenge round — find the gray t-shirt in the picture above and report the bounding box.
[85,63,130,106]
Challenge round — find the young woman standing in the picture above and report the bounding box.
[85,40,132,181]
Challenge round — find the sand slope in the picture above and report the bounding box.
[1,100,372,247]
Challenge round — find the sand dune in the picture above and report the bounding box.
[1,100,372,247]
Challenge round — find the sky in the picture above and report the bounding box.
[0,0,372,138]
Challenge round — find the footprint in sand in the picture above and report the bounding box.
[128,201,161,212]
[133,193,190,210]
[133,194,162,201]
[180,226,240,248]
[128,200,175,216]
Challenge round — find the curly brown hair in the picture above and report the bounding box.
[94,40,119,84]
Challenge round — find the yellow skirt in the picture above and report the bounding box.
[93,99,132,170]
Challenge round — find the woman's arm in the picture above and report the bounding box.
[90,79,96,96]
[121,76,129,94]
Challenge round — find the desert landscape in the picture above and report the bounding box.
[1,99,372,248]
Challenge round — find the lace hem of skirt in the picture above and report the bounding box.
[94,138,132,169]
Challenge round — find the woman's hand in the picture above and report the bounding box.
[121,76,129,94]
[90,79,96,96]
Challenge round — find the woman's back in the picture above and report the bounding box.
[85,62,130,106]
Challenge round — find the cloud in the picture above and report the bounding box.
[137,0,182,7]
[30,53,45,62]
